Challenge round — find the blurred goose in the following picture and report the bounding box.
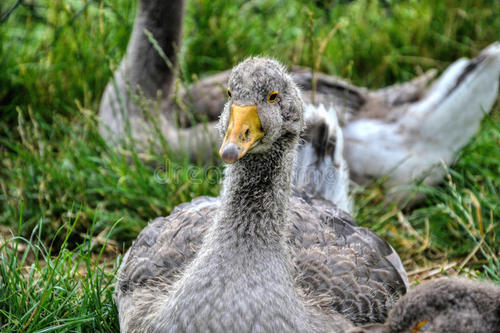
[99,0,351,210]
[342,43,500,201]
[347,277,500,333]
[98,0,218,161]
[115,58,408,332]
[99,0,500,203]
[294,104,351,211]
[183,43,500,201]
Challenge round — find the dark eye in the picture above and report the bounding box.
[267,91,279,103]
[227,88,232,98]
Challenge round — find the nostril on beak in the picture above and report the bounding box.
[221,143,240,164]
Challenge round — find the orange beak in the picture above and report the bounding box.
[219,104,265,164]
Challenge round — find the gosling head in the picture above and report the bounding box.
[218,57,304,164]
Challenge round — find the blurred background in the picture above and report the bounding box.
[0,0,498,331]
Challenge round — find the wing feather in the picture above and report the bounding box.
[116,193,406,325]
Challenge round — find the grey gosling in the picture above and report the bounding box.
[348,277,500,333]
[115,58,408,332]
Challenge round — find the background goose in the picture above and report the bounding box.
[294,104,351,212]
[115,58,408,332]
[98,0,500,203]
[342,43,500,201]
[98,0,218,161]
[99,0,351,211]
[347,278,500,333]
[181,43,500,201]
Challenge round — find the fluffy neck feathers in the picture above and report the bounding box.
[213,132,298,249]
[162,132,314,331]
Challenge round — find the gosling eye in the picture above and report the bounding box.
[267,91,279,103]
[227,88,232,98]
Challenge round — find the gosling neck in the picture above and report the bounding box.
[215,132,299,247]
[125,0,185,99]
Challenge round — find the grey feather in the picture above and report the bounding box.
[349,277,500,333]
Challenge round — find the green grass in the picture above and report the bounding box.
[0,209,119,332]
[1,0,499,331]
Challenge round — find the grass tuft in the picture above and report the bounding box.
[0,208,120,332]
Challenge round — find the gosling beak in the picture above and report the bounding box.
[219,104,265,164]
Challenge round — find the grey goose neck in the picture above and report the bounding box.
[217,132,298,246]
[125,0,184,99]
